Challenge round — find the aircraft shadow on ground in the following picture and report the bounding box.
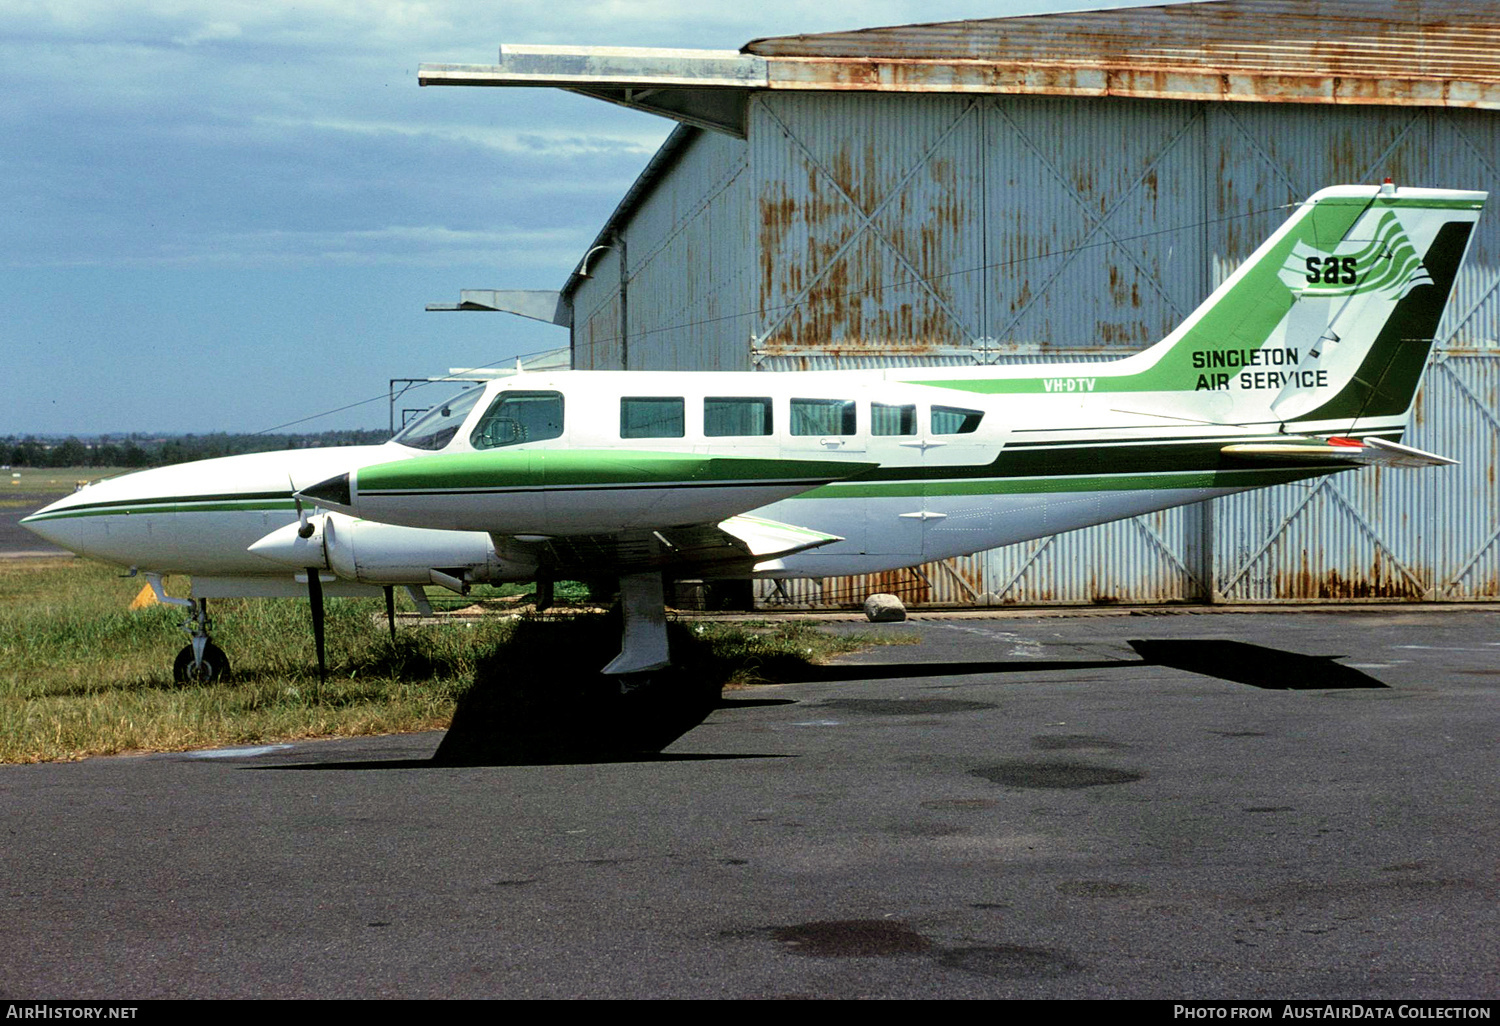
[254,696,800,770]
[253,678,787,769]
[257,639,1384,770]
[781,640,1385,692]
[427,665,735,766]
[1126,639,1388,691]
[256,752,791,771]
[776,659,1125,683]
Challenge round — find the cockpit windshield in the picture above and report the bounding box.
[390,388,484,451]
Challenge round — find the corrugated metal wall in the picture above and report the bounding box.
[569,131,754,373]
[572,244,624,371]
[570,92,1500,606]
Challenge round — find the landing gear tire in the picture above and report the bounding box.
[616,672,657,697]
[174,643,230,685]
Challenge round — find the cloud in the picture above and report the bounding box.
[175,223,596,268]
[172,19,241,46]
[249,113,667,158]
[3,0,1148,431]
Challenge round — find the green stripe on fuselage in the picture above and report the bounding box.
[22,498,297,523]
[799,465,1338,499]
[854,435,1363,483]
[355,450,878,493]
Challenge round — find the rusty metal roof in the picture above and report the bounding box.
[743,0,1500,109]
[421,2,1500,126]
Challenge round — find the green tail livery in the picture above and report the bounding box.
[912,183,1482,435]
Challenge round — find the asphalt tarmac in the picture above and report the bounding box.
[2,608,1497,999]
[0,493,67,558]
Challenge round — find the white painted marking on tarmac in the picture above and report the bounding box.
[936,623,1045,658]
[1391,646,1497,652]
[184,744,293,759]
[791,720,842,727]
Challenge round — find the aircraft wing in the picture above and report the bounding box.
[299,450,877,535]
[1221,435,1457,468]
[298,449,872,580]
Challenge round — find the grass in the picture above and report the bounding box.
[3,466,134,495]
[0,559,911,764]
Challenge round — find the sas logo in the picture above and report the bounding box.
[1278,212,1432,299]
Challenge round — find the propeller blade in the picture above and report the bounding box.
[291,475,314,538]
[307,567,326,684]
[383,585,396,643]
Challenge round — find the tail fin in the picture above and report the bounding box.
[1137,184,1485,437]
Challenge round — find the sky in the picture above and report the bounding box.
[2,0,1140,437]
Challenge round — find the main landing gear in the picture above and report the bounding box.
[604,572,671,694]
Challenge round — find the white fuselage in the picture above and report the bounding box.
[24,366,1300,594]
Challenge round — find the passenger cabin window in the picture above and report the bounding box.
[620,396,685,439]
[470,391,564,449]
[391,388,484,451]
[790,398,856,436]
[704,397,773,437]
[871,402,916,436]
[931,405,984,435]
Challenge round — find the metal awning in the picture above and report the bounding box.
[419,0,1500,134]
[420,45,768,136]
[425,289,571,327]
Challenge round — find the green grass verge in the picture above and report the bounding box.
[3,466,134,495]
[0,559,911,763]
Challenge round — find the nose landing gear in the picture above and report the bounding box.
[143,575,232,685]
[173,597,231,684]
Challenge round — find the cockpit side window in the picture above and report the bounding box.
[931,405,984,435]
[390,388,484,451]
[470,391,565,449]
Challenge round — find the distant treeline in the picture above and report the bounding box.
[3,431,392,469]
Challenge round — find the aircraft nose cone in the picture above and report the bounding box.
[18,497,80,550]
[298,473,351,509]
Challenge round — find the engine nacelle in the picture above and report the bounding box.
[248,513,526,585]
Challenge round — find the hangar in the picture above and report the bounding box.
[421,0,1500,608]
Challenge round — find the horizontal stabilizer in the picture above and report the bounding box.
[1222,435,1457,468]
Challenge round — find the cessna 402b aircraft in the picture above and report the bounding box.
[23,184,1486,684]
